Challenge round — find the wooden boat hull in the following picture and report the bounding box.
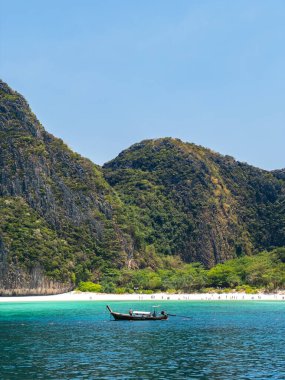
[111,312,168,321]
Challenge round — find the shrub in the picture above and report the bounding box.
[115,287,126,294]
[166,288,177,294]
[236,285,259,294]
[77,281,102,292]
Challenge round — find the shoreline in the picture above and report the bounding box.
[0,291,285,303]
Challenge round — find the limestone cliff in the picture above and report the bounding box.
[103,138,285,267]
[1,80,285,295]
[0,80,133,294]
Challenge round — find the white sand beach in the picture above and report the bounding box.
[0,291,285,303]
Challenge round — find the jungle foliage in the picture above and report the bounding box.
[103,138,285,267]
[79,248,285,293]
[1,79,285,292]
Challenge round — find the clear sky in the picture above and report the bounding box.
[1,0,284,170]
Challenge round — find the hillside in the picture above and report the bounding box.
[1,80,285,295]
[0,80,136,294]
[103,138,285,267]
[273,169,285,181]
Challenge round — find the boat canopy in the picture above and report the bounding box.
[133,311,151,315]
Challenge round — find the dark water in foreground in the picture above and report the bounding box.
[0,301,284,379]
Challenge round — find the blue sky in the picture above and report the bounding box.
[1,0,284,169]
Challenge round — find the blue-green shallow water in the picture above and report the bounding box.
[0,301,284,379]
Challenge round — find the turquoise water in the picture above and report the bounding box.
[0,301,284,379]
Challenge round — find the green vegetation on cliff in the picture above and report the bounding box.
[1,79,285,294]
[79,248,285,293]
[0,197,74,283]
[103,138,285,267]
[0,80,136,292]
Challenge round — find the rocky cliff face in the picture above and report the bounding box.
[273,169,285,181]
[103,138,285,267]
[0,80,134,294]
[0,262,71,296]
[1,80,285,294]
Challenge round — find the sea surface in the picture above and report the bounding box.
[0,301,284,379]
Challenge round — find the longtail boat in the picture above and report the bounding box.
[106,305,168,321]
